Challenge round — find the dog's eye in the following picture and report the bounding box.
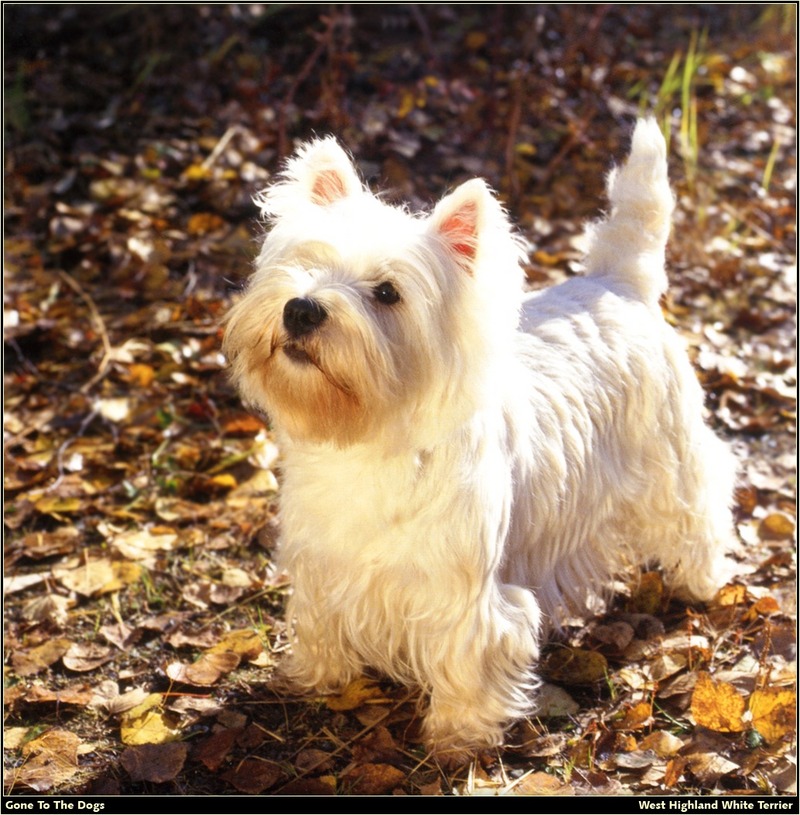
[373,281,401,306]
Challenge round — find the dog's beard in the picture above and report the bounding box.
[252,331,373,445]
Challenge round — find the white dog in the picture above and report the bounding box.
[223,119,736,760]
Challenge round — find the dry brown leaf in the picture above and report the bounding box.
[690,671,747,733]
[90,681,150,714]
[54,558,142,597]
[295,748,335,773]
[592,621,635,650]
[20,682,94,706]
[513,771,575,795]
[684,751,740,785]
[62,641,114,672]
[279,776,337,795]
[326,677,390,711]
[749,686,797,744]
[15,729,81,792]
[110,528,179,560]
[352,726,402,764]
[221,758,283,794]
[193,728,242,771]
[638,730,684,758]
[342,763,405,795]
[11,638,72,676]
[628,571,664,615]
[120,742,189,783]
[99,620,140,650]
[543,646,608,684]
[166,651,240,686]
[22,593,73,625]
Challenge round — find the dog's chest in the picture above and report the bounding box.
[278,446,440,563]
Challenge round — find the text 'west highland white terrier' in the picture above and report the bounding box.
[223,119,737,762]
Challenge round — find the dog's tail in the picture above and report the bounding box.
[583,118,674,304]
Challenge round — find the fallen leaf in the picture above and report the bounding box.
[221,758,283,793]
[352,726,402,764]
[615,700,653,730]
[54,558,142,597]
[690,671,747,733]
[342,763,405,795]
[638,730,684,758]
[542,647,608,684]
[280,776,337,795]
[22,593,73,625]
[513,771,575,795]
[120,694,182,745]
[193,728,241,771]
[16,729,81,792]
[11,638,72,676]
[326,678,390,711]
[759,513,795,540]
[206,628,264,661]
[166,651,240,686]
[535,681,580,716]
[62,642,114,672]
[109,528,179,560]
[120,742,189,783]
[592,621,635,650]
[628,571,664,615]
[20,682,94,706]
[749,686,797,744]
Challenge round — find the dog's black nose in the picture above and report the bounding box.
[283,297,327,337]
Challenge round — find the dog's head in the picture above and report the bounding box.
[223,138,526,448]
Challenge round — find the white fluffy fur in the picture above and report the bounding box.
[223,120,737,759]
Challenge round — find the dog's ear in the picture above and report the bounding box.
[299,138,363,206]
[256,137,363,217]
[430,179,523,276]
[430,179,497,271]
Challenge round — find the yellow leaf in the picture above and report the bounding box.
[628,571,664,615]
[749,687,797,744]
[543,647,608,685]
[210,473,237,489]
[187,212,225,234]
[34,496,82,515]
[615,700,653,730]
[464,31,488,50]
[326,678,389,711]
[744,595,781,622]
[120,694,182,745]
[207,629,264,661]
[713,583,749,607]
[690,671,746,733]
[396,90,416,119]
[128,363,155,387]
[759,513,795,540]
[183,163,212,181]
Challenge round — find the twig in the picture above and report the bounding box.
[270,688,416,792]
[57,270,113,392]
[201,125,241,170]
[504,68,525,200]
[277,14,336,158]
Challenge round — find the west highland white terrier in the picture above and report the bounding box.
[223,119,737,760]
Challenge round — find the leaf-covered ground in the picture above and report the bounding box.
[4,4,796,801]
